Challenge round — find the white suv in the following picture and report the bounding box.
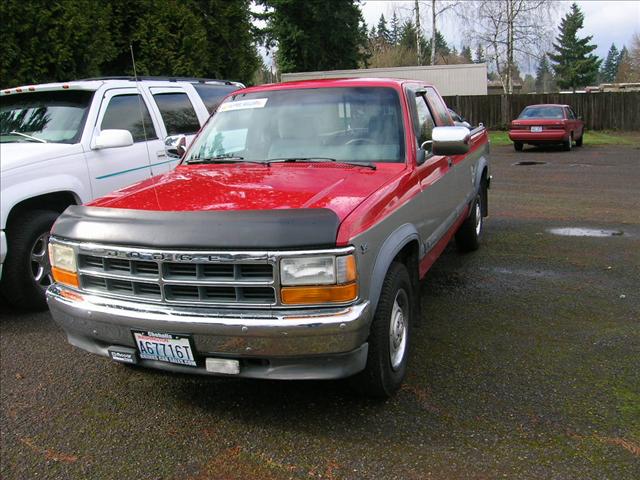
[0,77,243,309]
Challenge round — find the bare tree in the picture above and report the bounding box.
[465,0,556,94]
[428,0,460,65]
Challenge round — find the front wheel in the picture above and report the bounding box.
[0,210,59,310]
[351,262,412,398]
[455,192,483,252]
[563,134,573,151]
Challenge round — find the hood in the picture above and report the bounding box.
[89,162,406,222]
[0,143,83,172]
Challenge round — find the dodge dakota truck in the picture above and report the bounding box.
[46,78,490,397]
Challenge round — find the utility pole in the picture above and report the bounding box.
[415,0,422,65]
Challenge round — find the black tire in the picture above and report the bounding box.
[350,262,412,398]
[0,210,59,311]
[455,192,483,252]
[576,133,583,147]
[563,134,573,151]
[514,141,523,152]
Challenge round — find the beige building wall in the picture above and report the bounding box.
[281,64,488,96]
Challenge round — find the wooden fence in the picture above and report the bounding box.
[442,92,640,131]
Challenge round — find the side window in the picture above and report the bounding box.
[413,95,436,149]
[100,94,157,142]
[425,88,453,125]
[566,107,576,119]
[152,92,201,135]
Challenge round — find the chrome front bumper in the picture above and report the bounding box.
[46,284,372,380]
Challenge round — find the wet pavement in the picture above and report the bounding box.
[1,143,639,479]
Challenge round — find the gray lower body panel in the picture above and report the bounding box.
[47,285,371,380]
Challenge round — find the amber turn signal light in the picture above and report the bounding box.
[52,267,79,288]
[281,282,358,305]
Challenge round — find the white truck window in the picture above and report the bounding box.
[100,94,157,142]
[152,92,201,135]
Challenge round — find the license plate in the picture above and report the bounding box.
[133,331,196,366]
[531,126,543,132]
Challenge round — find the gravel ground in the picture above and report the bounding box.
[1,143,639,479]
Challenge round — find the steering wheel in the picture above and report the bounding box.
[345,138,375,145]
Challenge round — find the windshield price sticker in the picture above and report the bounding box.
[218,98,268,112]
[133,331,196,367]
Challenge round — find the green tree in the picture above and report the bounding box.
[549,2,601,91]
[473,44,485,64]
[535,54,555,92]
[103,0,259,84]
[600,43,620,82]
[460,45,473,63]
[0,0,115,86]
[257,0,367,73]
[389,12,400,46]
[376,14,391,46]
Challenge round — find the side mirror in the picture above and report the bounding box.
[165,134,187,159]
[432,126,471,156]
[93,129,134,149]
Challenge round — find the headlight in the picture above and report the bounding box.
[281,256,335,286]
[49,243,77,272]
[48,243,79,287]
[280,253,357,305]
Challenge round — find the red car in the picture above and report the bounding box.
[508,104,584,151]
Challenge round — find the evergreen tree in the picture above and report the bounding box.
[0,0,115,86]
[615,46,633,82]
[460,45,473,63]
[390,12,400,46]
[258,0,367,73]
[535,54,555,92]
[600,43,620,82]
[428,30,450,62]
[376,14,391,46]
[0,0,260,87]
[549,3,601,91]
[473,44,485,64]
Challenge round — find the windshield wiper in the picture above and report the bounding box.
[185,155,267,166]
[8,131,47,143]
[267,157,376,170]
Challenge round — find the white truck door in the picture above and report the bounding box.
[87,88,164,197]
[148,87,204,176]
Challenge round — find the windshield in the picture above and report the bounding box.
[0,90,94,144]
[184,87,405,164]
[518,106,564,119]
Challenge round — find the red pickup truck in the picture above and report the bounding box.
[46,79,491,397]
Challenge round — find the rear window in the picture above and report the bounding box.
[0,90,94,144]
[193,84,241,114]
[518,106,565,119]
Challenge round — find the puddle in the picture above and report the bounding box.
[513,161,547,166]
[548,227,624,237]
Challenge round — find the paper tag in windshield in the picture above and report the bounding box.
[218,98,268,112]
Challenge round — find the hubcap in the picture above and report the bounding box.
[389,290,408,370]
[30,232,53,289]
[475,200,482,236]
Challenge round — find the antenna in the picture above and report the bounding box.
[130,45,153,169]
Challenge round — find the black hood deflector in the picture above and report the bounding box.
[52,206,340,249]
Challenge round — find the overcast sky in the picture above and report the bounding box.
[360,0,639,69]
